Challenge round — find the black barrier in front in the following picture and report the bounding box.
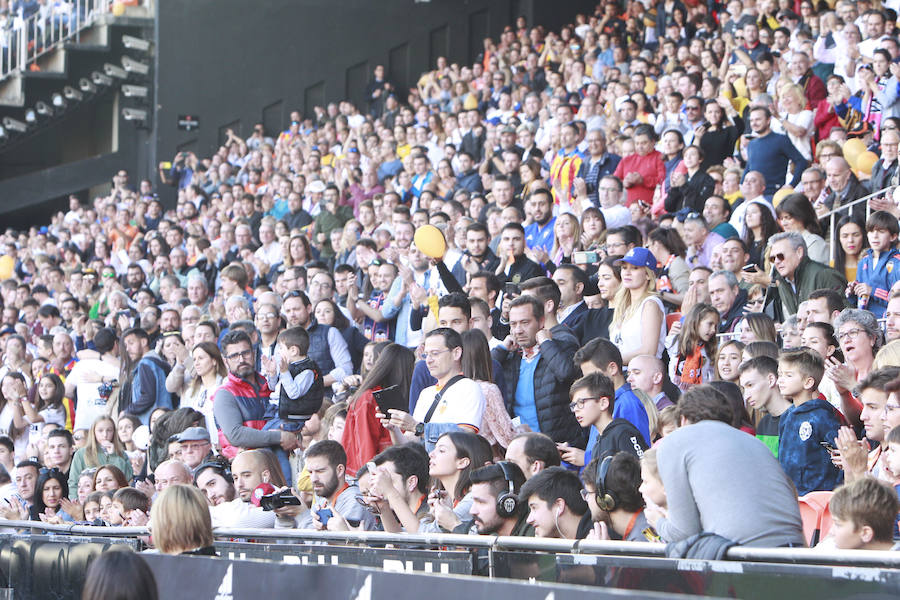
[493,550,900,599]
[215,540,473,575]
[139,552,701,600]
[0,534,139,600]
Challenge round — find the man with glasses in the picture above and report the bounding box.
[800,166,827,206]
[869,127,900,198]
[770,232,847,317]
[593,176,631,228]
[387,328,484,451]
[213,330,300,465]
[822,156,869,222]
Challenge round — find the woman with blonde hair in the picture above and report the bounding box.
[150,484,216,555]
[549,213,582,267]
[609,248,665,364]
[873,339,900,370]
[67,416,132,497]
[777,83,814,161]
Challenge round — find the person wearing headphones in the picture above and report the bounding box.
[578,452,660,542]
[519,466,588,539]
[463,461,532,536]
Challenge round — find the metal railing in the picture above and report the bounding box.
[5,520,900,569]
[0,0,112,81]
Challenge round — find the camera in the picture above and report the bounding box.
[259,489,303,511]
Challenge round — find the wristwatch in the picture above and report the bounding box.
[414,422,425,437]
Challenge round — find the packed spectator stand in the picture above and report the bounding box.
[6,1,900,596]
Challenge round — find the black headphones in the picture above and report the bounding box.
[595,456,617,512]
[195,459,233,485]
[495,461,520,518]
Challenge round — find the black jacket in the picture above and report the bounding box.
[492,325,586,446]
[568,307,613,345]
[592,418,650,461]
[665,170,716,214]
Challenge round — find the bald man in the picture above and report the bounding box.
[626,355,674,410]
[154,460,192,494]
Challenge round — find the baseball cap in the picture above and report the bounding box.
[614,247,659,273]
[176,426,210,443]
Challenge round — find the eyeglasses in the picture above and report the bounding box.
[579,488,594,501]
[771,253,789,262]
[256,312,278,320]
[39,467,62,477]
[686,105,701,111]
[355,496,381,515]
[568,396,606,411]
[838,328,866,341]
[225,349,254,361]
[420,349,450,361]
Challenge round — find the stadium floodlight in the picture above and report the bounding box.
[24,109,35,123]
[91,72,112,87]
[51,93,66,108]
[35,101,53,117]
[63,86,82,101]
[103,63,128,80]
[122,107,147,122]
[79,78,96,93]
[2,117,27,133]
[122,34,151,52]
[0,126,6,141]
[122,56,149,76]
[122,84,148,98]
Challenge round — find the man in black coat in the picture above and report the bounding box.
[492,296,585,447]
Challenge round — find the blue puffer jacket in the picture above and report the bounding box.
[777,398,843,495]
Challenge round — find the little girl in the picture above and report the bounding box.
[33,374,70,429]
[666,303,720,391]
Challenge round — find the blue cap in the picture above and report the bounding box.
[614,247,658,273]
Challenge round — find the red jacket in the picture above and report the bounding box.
[342,388,392,477]
[614,150,666,207]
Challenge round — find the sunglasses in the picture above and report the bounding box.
[772,252,789,262]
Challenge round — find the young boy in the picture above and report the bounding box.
[262,326,324,429]
[580,453,659,542]
[848,210,900,319]
[559,373,648,467]
[829,477,900,551]
[776,348,843,495]
[112,487,151,527]
[738,356,793,457]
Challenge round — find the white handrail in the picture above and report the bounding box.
[6,520,900,567]
[0,0,112,82]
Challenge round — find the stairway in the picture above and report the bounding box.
[0,2,153,147]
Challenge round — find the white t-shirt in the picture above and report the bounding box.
[610,296,666,360]
[412,377,485,430]
[68,358,120,431]
[0,403,28,461]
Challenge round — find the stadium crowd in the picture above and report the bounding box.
[5,0,900,557]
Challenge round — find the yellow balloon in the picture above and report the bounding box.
[856,151,878,176]
[0,256,12,280]
[843,138,867,165]
[772,187,794,208]
[413,224,447,259]
[112,2,125,16]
